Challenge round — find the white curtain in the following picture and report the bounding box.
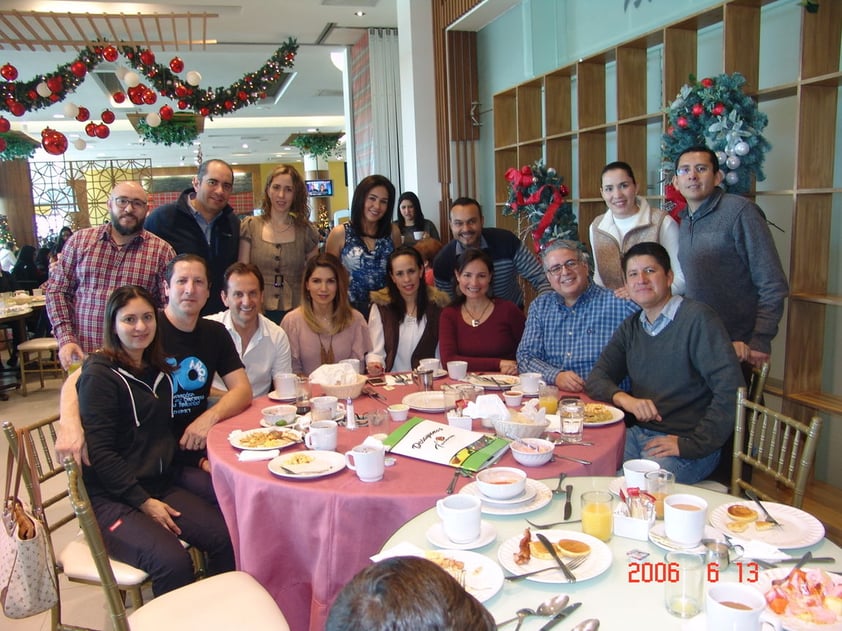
[368,28,403,191]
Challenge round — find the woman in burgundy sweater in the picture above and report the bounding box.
[439,248,525,374]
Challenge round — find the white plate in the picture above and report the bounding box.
[465,374,520,390]
[402,391,447,412]
[648,522,722,554]
[423,549,504,603]
[267,450,346,479]
[709,501,825,549]
[583,403,625,426]
[607,476,627,498]
[433,368,448,379]
[460,479,552,515]
[259,415,304,429]
[460,480,537,506]
[228,427,303,451]
[753,568,842,631]
[497,529,612,583]
[267,390,297,402]
[425,520,497,550]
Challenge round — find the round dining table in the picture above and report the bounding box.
[206,378,626,631]
[382,476,842,630]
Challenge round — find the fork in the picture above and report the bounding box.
[525,517,583,528]
[553,472,567,495]
[505,554,589,581]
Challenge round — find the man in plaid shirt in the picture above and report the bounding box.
[45,181,175,369]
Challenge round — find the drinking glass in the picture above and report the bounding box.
[559,398,585,443]
[581,490,613,541]
[537,384,559,414]
[664,552,703,618]
[645,469,675,519]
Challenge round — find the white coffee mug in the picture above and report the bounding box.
[623,458,660,490]
[304,420,338,451]
[311,396,344,421]
[436,494,482,544]
[413,231,425,241]
[339,358,361,374]
[345,444,385,482]
[419,358,441,372]
[705,584,782,631]
[447,360,468,380]
[664,493,708,546]
[518,372,544,394]
[273,372,298,398]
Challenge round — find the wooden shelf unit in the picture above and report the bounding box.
[490,0,842,523]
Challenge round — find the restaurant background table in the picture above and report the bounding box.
[383,476,842,630]
[206,380,625,631]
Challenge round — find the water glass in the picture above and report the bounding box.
[559,398,584,443]
[664,551,703,618]
[296,376,311,415]
[644,469,675,519]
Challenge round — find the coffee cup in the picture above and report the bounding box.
[623,458,660,490]
[32,288,44,297]
[273,372,297,398]
[435,494,482,544]
[311,396,344,422]
[518,372,543,394]
[502,390,523,408]
[705,583,782,631]
[339,358,361,374]
[664,494,708,546]
[413,230,425,241]
[345,444,385,482]
[304,420,338,451]
[419,358,441,373]
[704,540,744,571]
[447,360,468,380]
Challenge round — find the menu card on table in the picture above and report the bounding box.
[382,417,510,471]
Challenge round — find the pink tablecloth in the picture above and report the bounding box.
[207,382,625,631]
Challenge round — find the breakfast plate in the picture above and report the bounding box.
[423,549,504,603]
[402,391,447,412]
[465,374,520,390]
[460,479,551,515]
[267,390,297,402]
[228,427,302,451]
[497,529,612,583]
[648,522,721,554]
[267,450,346,479]
[709,501,825,549]
[425,520,496,550]
[753,568,842,631]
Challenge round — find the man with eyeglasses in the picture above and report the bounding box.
[516,239,637,392]
[673,146,788,370]
[46,180,175,370]
[145,159,240,316]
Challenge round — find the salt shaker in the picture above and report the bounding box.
[345,397,356,430]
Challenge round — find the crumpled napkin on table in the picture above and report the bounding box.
[385,374,412,387]
[463,394,510,421]
[725,536,791,561]
[309,363,358,386]
[519,399,548,424]
[238,449,280,462]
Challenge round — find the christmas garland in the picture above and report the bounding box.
[0,132,38,161]
[503,161,578,252]
[291,133,343,160]
[661,72,771,194]
[136,118,199,147]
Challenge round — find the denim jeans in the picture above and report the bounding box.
[624,424,720,484]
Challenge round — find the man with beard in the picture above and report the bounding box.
[46,181,175,369]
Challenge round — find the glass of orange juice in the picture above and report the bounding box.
[581,491,613,541]
[537,384,559,414]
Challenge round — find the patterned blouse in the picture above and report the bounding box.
[339,223,394,317]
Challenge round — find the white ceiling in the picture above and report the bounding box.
[0,0,399,167]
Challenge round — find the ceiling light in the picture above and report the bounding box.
[242,143,248,149]
[354,11,365,17]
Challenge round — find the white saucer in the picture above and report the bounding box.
[520,388,539,397]
[477,484,537,507]
[649,522,721,555]
[268,390,297,402]
[425,520,496,550]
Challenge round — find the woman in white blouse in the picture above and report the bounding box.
[368,246,449,372]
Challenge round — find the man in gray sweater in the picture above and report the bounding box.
[586,242,744,483]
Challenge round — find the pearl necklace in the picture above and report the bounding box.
[463,300,492,328]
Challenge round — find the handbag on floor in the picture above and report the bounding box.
[0,438,58,618]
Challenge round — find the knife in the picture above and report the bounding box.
[563,484,573,520]
[538,602,582,631]
[535,533,577,583]
[555,454,592,465]
[744,489,782,528]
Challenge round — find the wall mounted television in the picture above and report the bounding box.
[306,179,333,197]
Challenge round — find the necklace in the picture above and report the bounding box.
[463,300,492,327]
[318,332,335,364]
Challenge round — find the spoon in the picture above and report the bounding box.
[536,594,569,617]
[553,472,567,495]
[570,618,600,631]
[497,607,534,628]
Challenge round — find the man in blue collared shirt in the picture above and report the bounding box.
[517,239,637,392]
[586,242,744,483]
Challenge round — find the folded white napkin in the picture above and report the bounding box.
[464,394,510,421]
[370,541,426,563]
[726,536,791,561]
[238,449,280,462]
[362,436,386,450]
[385,374,410,387]
[309,363,358,386]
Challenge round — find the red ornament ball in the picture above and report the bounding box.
[237,91,248,101]
[49,94,60,102]
[70,61,87,78]
[0,116,9,132]
[101,109,115,124]
[1,63,18,81]
[560,184,570,197]
[700,77,714,88]
[199,106,210,117]
[169,57,184,73]
[691,103,704,116]
[27,90,38,100]
[174,84,188,98]
[76,106,90,122]
[9,102,25,116]
[103,45,119,62]
[95,124,110,139]
[159,105,174,121]
[224,100,234,110]
[677,116,689,128]
[712,102,725,116]
[41,128,68,155]
[112,91,126,104]
[139,49,156,66]
[177,100,189,110]
[84,122,97,137]
[0,138,6,152]
[128,87,144,105]
[142,89,157,105]
[46,75,64,94]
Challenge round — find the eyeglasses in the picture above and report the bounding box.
[112,196,148,210]
[546,260,581,277]
[675,165,711,176]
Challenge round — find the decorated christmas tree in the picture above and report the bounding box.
[0,214,17,248]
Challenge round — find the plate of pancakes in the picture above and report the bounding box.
[497,529,612,583]
[709,501,825,549]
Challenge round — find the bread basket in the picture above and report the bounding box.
[318,374,368,400]
[491,414,549,440]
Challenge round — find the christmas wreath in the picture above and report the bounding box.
[661,72,771,195]
[0,131,38,161]
[503,161,578,252]
[136,118,200,147]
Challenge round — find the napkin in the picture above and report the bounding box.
[463,394,510,421]
[370,541,426,563]
[520,398,548,424]
[726,536,791,561]
[238,449,280,462]
[362,436,386,450]
[385,374,411,387]
[309,363,358,386]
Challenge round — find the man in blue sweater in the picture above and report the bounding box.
[586,242,744,483]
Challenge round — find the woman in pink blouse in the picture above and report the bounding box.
[438,248,525,374]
